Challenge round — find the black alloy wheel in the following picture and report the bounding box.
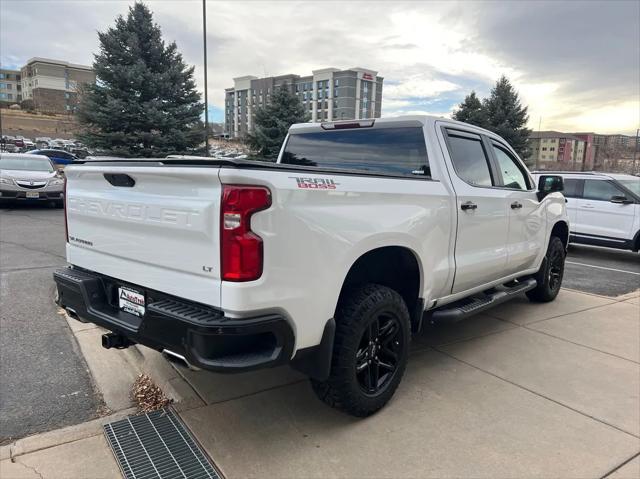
[547,245,564,292]
[310,284,411,417]
[527,235,566,302]
[356,312,403,396]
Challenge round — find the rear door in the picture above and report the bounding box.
[65,164,222,307]
[487,141,545,276]
[439,126,509,294]
[576,179,636,241]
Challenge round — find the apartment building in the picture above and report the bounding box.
[529,131,587,167]
[592,133,639,150]
[224,67,383,138]
[20,58,95,114]
[0,68,22,104]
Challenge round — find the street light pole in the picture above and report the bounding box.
[633,128,639,175]
[202,0,209,156]
[535,116,542,171]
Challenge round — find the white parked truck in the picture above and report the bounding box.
[54,116,569,416]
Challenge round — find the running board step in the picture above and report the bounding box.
[429,278,537,324]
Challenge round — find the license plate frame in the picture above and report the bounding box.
[118,286,146,317]
[25,192,40,199]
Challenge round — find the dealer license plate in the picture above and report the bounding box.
[26,192,39,198]
[118,286,146,317]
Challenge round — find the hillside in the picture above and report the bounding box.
[0,109,80,140]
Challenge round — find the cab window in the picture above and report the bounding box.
[445,130,494,187]
[491,144,529,190]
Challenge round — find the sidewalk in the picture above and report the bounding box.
[2,288,638,479]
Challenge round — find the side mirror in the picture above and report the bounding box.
[537,175,564,201]
[610,195,632,204]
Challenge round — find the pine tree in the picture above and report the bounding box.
[484,76,531,159]
[77,2,204,157]
[247,85,310,158]
[452,91,488,129]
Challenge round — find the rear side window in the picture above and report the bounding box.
[562,178,582,198]
[281,127,430,177]
[446,132,493,187]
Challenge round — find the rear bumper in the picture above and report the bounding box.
[53,267,295,373]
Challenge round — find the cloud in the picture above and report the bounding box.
[384,78,460,100]
[0,0,637,133]
[385,109,453,119]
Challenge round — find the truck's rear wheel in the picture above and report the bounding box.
[526,236,565,303]
[311,284,410,417]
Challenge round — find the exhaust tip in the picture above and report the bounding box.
[162,349,201,371]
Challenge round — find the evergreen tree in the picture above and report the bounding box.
[452,91,488,129]
[484,76,531,159]
[247,85,310,158]
[77,2,204,157]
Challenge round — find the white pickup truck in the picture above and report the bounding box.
[54,116,568,417]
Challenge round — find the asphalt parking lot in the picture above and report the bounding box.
[0,202,639,479]
[0,204,101,444]
[564,244,639,297]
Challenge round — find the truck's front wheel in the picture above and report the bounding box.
[311,284,411,417]
[526,236,566,302]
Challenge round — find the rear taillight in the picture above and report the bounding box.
[221,185,271,282]
[63,176,69,243]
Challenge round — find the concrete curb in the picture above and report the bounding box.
[61,308,204,412]
[0,407,137,461]
[614,289,640,301]
[562,286,639,301]
[1,313,203,464]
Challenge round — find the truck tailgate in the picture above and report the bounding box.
[65,165,222,307]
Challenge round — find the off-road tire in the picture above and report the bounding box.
[310,284,411,417]
[526,236,565,302]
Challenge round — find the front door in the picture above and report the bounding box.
[489,141,546,275]
[439,126,509,294]
[576,179,636,242]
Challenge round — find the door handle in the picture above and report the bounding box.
[510,201,523,210]
[461,201,477,211]
[582,204,595,209]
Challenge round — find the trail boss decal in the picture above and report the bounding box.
[290,177,339,190]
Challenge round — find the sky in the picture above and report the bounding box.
[1,0,638,134]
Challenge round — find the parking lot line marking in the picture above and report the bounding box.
[566,261,640,276]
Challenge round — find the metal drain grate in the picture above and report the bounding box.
[104,408,221,479]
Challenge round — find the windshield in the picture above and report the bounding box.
[619,179,640,196]
[0,157,53,172]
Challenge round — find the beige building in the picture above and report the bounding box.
[20,58,95,114]
[528,131,586,168]
[0,68,22,104]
